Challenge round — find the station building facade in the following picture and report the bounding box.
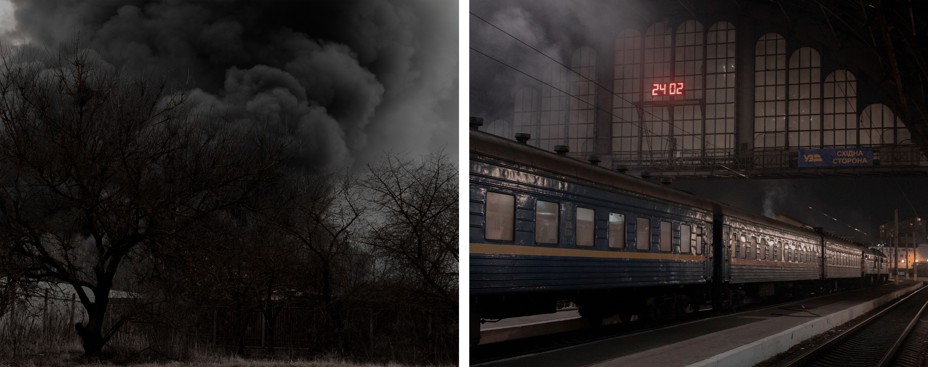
[480,3,926,176]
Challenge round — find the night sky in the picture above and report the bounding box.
[470,0,928,244]
[0,0,458,173]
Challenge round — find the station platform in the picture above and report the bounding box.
[592,280,922,367]
[475,280,922,367]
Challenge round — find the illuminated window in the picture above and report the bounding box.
[608,213,626,248]
[788,47,821,148]
[681,224,692,253]
[485,192,515,241]
[706,21,737,157]
[636,217,651,250]
[536,200,559,244]
[577,207,595,247]
[660,221,672,252]
[695,226,703,255]
[754,33,787,149]
[612,29,642,163]
[823,70,857,147]
[742,235,751,259]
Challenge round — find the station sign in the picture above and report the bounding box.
[798,148,873,167]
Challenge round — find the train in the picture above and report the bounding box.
[469,129,889,343]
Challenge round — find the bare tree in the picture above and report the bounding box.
[264,172,365,350]
[362,152,458,309]
[0,47,280,357]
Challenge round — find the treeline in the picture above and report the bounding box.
[0,46,456,364]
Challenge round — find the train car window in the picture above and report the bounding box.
[660,221,672,252]
[733,233,740,258]
[636,217,651,251]
[695,227,703,255]
[742,235,750,259]
[535,200,560,244]
[753,237,760,260]
[761,238,768,260]
[608,213,626,248]
[680,225,692,253]
[485,192,515,241]
[576,207,595,247]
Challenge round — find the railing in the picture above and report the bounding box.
[609,145,928,177]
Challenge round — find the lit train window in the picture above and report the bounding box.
[742,235,750,259]
[660,221,672,252]
[755,238,761,260]
[485,192,515,241]
[761,238,768,260]
[536,200,560,244]
[680,224,692,253]
[732,232,739,258]
[695,227,703,255]
[608,213,626,248]
[636,217,651,250]
[577,207,595,247]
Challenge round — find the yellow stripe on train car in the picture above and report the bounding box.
[471,243,705,262]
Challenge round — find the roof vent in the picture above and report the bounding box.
[470,116,484,130]
[554,145,569,155]
[588,155,601,165]
[515,133,531,144]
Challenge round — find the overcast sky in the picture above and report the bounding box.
[0,0,457,173]
[470,0,928,245]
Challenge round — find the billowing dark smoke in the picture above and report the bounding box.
[470,0,642,124]
[7,0,457,172]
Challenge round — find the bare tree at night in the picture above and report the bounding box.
[0,48,281,357]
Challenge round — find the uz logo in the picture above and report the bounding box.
[803,154,823,163]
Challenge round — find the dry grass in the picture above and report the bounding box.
[1,353,449,367]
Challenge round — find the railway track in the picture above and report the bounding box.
[779,285,928,367]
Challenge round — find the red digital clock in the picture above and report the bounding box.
[651,82,685,96]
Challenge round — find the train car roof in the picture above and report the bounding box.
[470,130,859,243]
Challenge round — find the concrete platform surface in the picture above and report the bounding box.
[592,281,923,367]
[474,281,922,367]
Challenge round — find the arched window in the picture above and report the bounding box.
[674,20,704,159]
[612,29,642,163]
[788,47,821,148]
[513,87,540,140]
[754,33,787,149]
[539,66,570,152]
[642,21,673,162]
[860,104,907,145]
[705,21,736,157]
[568,46,597,156]
[823,70,857,147]
[483,119,512,139]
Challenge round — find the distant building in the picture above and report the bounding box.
[879,217,927,273]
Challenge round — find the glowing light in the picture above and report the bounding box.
[651,82,685,96]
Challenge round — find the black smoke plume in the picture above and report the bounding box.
[7,0,458,172]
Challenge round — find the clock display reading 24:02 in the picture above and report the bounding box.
[651,82,685,96]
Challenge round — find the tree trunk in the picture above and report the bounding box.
[75,290,110,357]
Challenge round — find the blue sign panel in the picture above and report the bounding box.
[798,148,874,167]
